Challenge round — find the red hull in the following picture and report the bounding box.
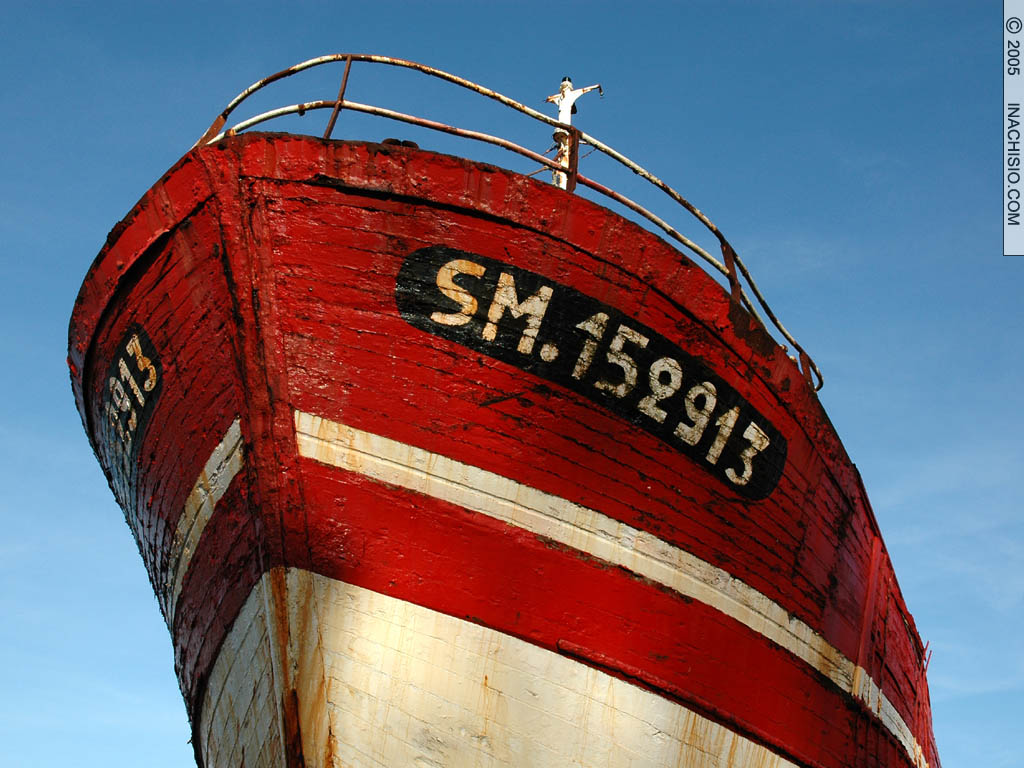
[70,133,938,768]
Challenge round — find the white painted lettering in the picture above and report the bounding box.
[119,358,146,407]
[572,312,609,379]
[482,272,554,354]
[637,357,683,423]
[430,259,486,326]
[594,324,649,398]
[126,334,158,392]
[706,406,740,465]
[674,382,717,446]
[725,422,771,486]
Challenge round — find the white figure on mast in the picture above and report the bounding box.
[546,76,602,189]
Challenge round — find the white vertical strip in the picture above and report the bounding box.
[164,418,244,624]
[200,576,285,768]
[294,409,928,768]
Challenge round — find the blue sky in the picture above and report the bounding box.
[0,2,1011,766]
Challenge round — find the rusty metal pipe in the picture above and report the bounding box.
[322,56,353,140]
[200,53,823,389]
[213,100,562,172]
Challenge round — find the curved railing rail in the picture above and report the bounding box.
[197,54,823,390]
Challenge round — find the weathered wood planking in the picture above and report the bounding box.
[70,133,939,768]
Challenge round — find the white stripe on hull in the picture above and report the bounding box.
[201,568,799,768]
[164,418,244,623]
[293,409,927,768]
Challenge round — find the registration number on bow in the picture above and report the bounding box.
[396,246,786,499]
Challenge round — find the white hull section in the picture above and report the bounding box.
[200,568,797,768]
[200,569,284,768]
[293,410,924,767]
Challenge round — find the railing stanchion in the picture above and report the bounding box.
[721,242,742,305]
[323,55,353,140]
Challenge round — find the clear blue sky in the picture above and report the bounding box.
[0,2,1011,766]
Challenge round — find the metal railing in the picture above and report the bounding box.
[197,54,823,390]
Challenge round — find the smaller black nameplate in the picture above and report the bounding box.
[100,324,162,508]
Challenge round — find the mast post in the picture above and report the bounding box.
[545,76,602,189]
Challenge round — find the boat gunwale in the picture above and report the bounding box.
[196,54,823,390]
[69,134,812,454]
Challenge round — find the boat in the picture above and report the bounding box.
[68,55,940,768]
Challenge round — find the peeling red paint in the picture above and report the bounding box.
[69,132,939,768]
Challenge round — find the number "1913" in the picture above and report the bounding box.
[100,326,162,502]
